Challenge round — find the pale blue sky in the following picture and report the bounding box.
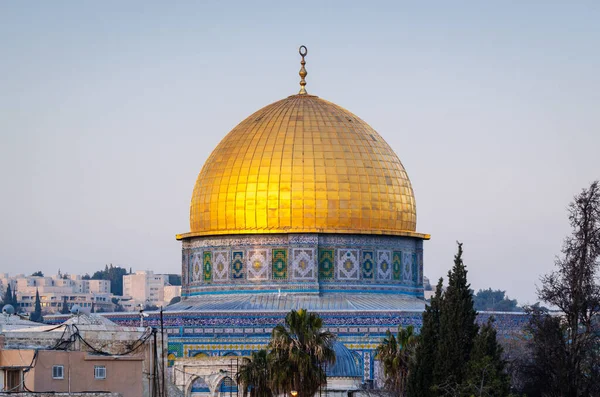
[1,1,598,303]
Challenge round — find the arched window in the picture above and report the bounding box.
[219,376,238,393]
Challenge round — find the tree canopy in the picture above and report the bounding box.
[520,181,600,396]
[406,243,509,397]
[29,288,44,323]
[473,288,520,312]
[91,264,128,296]
[236,309,336,397]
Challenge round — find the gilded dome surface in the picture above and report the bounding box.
[179,94,428,239]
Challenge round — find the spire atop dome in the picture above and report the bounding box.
[298,45,308,94]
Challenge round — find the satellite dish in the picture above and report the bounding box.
[2,304,15,315]
[70,304,81,315]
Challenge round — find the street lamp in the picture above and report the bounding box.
[291,391,298,397]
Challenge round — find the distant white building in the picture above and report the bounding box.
[122,270,180,308]
[0,273,114,314]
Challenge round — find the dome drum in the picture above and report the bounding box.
[181,233,424,298]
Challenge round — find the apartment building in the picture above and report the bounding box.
[0,274,113,314]
[122,271,178,308]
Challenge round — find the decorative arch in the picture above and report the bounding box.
[222,352,238,357]
[218,376,238,394]
[351,351,364,379]
[186,375,210,396]
[193,351,210,359]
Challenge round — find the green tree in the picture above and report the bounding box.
[29,288,44,323]
[376,325,418,396]
[473,288,520,312]
[268,308,336,397]
[168,274,182,286]
[2,284,14,307]
[60,296,70,314]
[461,318,510,397]
[522,181,600,396]
[111,297,125,312]
[433,242,479,391]
[91,264,128,296]
[31,271,44,277]
[236,349,274,397]
[407,278,443,397]
[12,288,18,309]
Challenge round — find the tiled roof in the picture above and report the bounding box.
[165,293,425,313]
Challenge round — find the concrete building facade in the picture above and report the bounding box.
[0,274,114,314]
[122,271,179,308]
[0,313,163,397]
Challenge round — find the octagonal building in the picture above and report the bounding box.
[164,48,430,390]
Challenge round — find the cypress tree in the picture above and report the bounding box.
[461,318,509,396]
[12,289,18,308]
[433,242,478,391]
[30,288,43,323]
[407,278,443,397]
[60,296,70,314]
[2,284,12,307]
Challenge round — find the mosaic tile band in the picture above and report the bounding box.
[181,233,424,298]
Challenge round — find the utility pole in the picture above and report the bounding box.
[160,306,166,397]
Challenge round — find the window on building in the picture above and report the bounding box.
[94,365,106,380]
[5,369,22,391]
[52,365,64,379]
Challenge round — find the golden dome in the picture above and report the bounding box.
[178,94,429,240]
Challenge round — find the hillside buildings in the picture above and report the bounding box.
[0,273,114,314]
[122,270,180,309]
[0,271,181,314]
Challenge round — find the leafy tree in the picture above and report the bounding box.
[82,273,91,280]
[90,302,95,313]
[268,308,336,397]
[168,274,182,286]
[29,288,44,323]
[473,288,520,312]
[434,242,479,390]
[376,325,418,396]
[461,318,510,397]
[91,264,128,296]
[111,297,124,312]
[523,181,600,396]
[144,304,159,311]
[236,349,274,397]
[31,271,44,277]
[407,279,443,397]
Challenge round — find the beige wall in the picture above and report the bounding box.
[0,350,143,397]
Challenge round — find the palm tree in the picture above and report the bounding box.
[376,325,418,397]
[236,349,273,397]
[268,308,336,397]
